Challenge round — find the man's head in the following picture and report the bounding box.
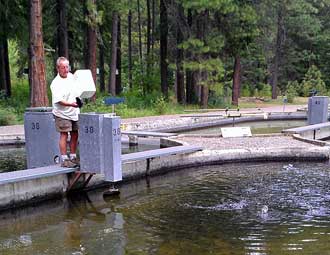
[56,57,70,78]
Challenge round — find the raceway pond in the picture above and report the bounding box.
[1,161,330,254]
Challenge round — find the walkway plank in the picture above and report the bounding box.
[121,145,203,162]
[283,122,330,133]
[0,165,76,185]
[1,146,202,185]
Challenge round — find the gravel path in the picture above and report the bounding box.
[0,125,24,136]
[176,135,319,150]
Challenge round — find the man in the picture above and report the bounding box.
[51,57,80,167]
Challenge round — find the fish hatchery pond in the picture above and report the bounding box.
[1,161,330,254]
[181,119,306,135]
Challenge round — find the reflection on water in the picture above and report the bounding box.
[1,162,330,254]
[0,192,126,255]
[182,120,306,135]
[121,142,159,154]
[0,146,26,172]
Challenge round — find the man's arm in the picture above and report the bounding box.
[58,101,79,108]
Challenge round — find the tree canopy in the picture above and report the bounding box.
[2,0,330,107]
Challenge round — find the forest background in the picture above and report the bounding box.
[0,0,329,124]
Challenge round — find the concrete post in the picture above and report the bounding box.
[79,113,122,182]
[24,107,60,168]
[307,96,329,125]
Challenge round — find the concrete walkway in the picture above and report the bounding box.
[0,104,305,138]
[0,125,24,138]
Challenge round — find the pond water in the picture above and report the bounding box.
[182,120,306,135]
[1,161,330,254]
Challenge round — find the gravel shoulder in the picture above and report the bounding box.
[175,134,322,150]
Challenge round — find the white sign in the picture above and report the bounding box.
[74,69,96,98]
[221,127,252,138]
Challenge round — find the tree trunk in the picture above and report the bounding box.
[0,38,11,97]
[176,3,185,104]
[197,11,209,107]
[29,0,49,107]
[146,0,152,93]
[160,0,168,98]
[116,17,122,95]
[0,41,5,92]
[87,0,97,88]
[151,0,155,57]
[83,0,89,69]
[137,0,143,67]
[271,3,284,100]
[3,39,10,97]
[128,9,133,89]
[147,0,151,59]
[200,72,208,108]
[185,9,196,104]
[232,55,241,106]
[56,0,69,58]
[108,11,118,96]
[99,28,105,92]
[68,30,75,71]
[0,6,11,97]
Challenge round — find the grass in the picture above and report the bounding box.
[0,78,309,126]
[237,96,308,109]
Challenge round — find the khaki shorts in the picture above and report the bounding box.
[54,115,79,132]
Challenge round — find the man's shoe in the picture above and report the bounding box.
[70,157,80,166]
[61,159,78,168]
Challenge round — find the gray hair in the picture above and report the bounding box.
[56,57,69,67]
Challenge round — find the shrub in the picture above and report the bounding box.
[153,96,167,115]
[241,84,251,97]
[257,83,272,98]
[0,109,15,126]
[301,65,327,96]
[286,81,298,103]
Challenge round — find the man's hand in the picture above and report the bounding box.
[76,97,83,108]
[71,102,79,108]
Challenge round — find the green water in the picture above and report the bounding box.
[182,119,306,135]
[1,161,330,254]
[0,146,26,172]
[0,143,159,173]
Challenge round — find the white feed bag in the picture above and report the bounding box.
[74,69,96,98]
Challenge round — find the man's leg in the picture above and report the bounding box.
[69,120,79,164]
[60,132,68,155]
[70,130,78,154]
[60,132,77,167]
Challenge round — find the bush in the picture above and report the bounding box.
[258,83,272,98]
[286,81,298,103]
[0,109,15,126]
[301,65,327,96]
[241,84,251,97]
[153,96,167,115]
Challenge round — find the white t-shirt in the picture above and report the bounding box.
[50,73,80,121]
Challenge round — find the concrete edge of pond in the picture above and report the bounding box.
[0,134,329,212]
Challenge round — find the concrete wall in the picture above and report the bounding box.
[0,174,69,211]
